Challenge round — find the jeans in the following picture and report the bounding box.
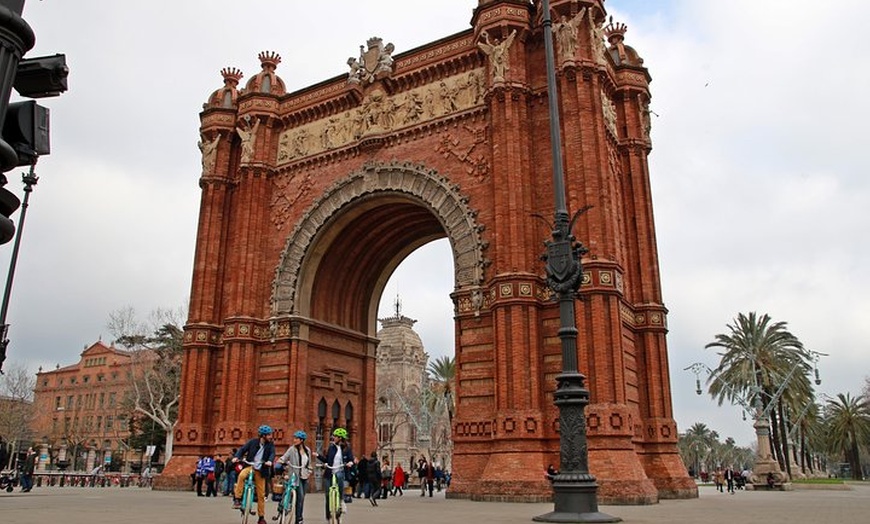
[224,469,237,495]
[293,479,307,522]
[323,470,345,519]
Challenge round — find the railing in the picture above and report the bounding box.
[31,471,154,488]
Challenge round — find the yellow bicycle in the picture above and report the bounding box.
[321,463,345,524]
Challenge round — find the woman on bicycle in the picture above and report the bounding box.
[232,424,276,524]
[276,430,313,524]
[315,427,355,522]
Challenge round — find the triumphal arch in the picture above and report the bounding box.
[162,0,696,503]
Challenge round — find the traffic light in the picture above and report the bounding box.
[0,174,19,244]
[2,100,49,166]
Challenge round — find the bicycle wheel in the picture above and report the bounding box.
[328,487,340,524]
[241,484,253,524]
[286,488,296,524]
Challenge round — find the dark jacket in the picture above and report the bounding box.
[235,438,276,476]
[318,442,354,476]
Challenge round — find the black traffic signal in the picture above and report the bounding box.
[0,175,20,244]
[2,100,49,166]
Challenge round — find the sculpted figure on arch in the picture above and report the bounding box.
[198,134,221,176]
[477,29,517,83]
[553,7,587,63]
[236,118,261,164]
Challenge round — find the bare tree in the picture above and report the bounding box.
[0,362,35,465]
[107,306,184,463]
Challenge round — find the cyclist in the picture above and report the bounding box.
[315,427,355,522]
[275,430,313,524]
[232,424,276,524]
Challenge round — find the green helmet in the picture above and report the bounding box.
[332,427,348,439]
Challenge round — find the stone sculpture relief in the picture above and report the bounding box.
[589,9,607,66]
[347,37,395,85]
[277,69,485,165]
[236,118,260,164]
[198,134,221,176]
[477,29,517,83]
[553,7,587,64]
[601,89,618,137]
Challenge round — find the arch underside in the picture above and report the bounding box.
[272,161,487,333]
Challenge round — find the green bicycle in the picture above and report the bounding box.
[272,463,302,524]
[321,462,345,524]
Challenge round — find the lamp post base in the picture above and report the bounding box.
[533,474,621,523]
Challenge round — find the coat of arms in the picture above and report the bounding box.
[347,36,395,85]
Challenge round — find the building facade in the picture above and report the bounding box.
[31,341,147,472]
[374,305,452,473]
[167,0,695,503]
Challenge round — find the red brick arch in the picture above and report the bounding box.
[162,0,697,504]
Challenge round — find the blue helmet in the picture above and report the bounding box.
[258,425,273,436]
[293,430,307,440]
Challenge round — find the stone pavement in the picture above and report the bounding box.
[2,483,869,524]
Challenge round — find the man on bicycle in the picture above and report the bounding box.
[315,427,355,522]
[232,424,276,524]
[276,430,313,524]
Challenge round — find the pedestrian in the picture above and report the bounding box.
[713,468,724,492]
[20,447,36,492]
[418,458,427,496]
[366,452,382,506]
[724,467,735,494]
[194,455,206,496]
[214,454,225,494]
[380,456,391,499]
[223,449,237,496]
[203,454,217,497]
[356,453,368,498]
[276,430,313,524]
[424,458,435,497]
[392,462,405,496]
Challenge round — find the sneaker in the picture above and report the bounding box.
[258,518,267,524]
[232,499,241,510]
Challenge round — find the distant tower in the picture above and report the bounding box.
[375,298,437,470]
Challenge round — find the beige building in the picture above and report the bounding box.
[375,305,451,472]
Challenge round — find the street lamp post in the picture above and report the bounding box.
[0,161,38,372]
[533,2,619,522]
[686,351,826,490]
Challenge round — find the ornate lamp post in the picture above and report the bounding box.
[534,1,619,522]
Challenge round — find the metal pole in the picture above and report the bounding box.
[0,161,37,373]
[534,1,618,522]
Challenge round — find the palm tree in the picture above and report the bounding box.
[704,312,815,474]
[427,356,456,422]
[680,423,719,476]
[824,393,870,480]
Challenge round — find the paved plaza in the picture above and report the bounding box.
[2,483,869,524]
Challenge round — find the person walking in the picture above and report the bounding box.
[232,425,276,524]
[380,456,391,499]
[392,462,405,496]
[276,430,313,524]
[223,449,237,496]
[365,452,382,506]
[314,428,355,523]
[203,454,217,497]
[20,447,36,492]
[355,453,368,499]
[725,467,736,494]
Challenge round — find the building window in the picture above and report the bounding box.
[108,392,116,407]
[106,415,113,431]
[97,374,104,382]
[55,396,61,410]
[83,375,90,383]
[66,395,74,409]
[99,392,105,408]
[97,416,102,431]
[70,377,77,384]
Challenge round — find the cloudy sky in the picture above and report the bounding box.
[3,0,868,447]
